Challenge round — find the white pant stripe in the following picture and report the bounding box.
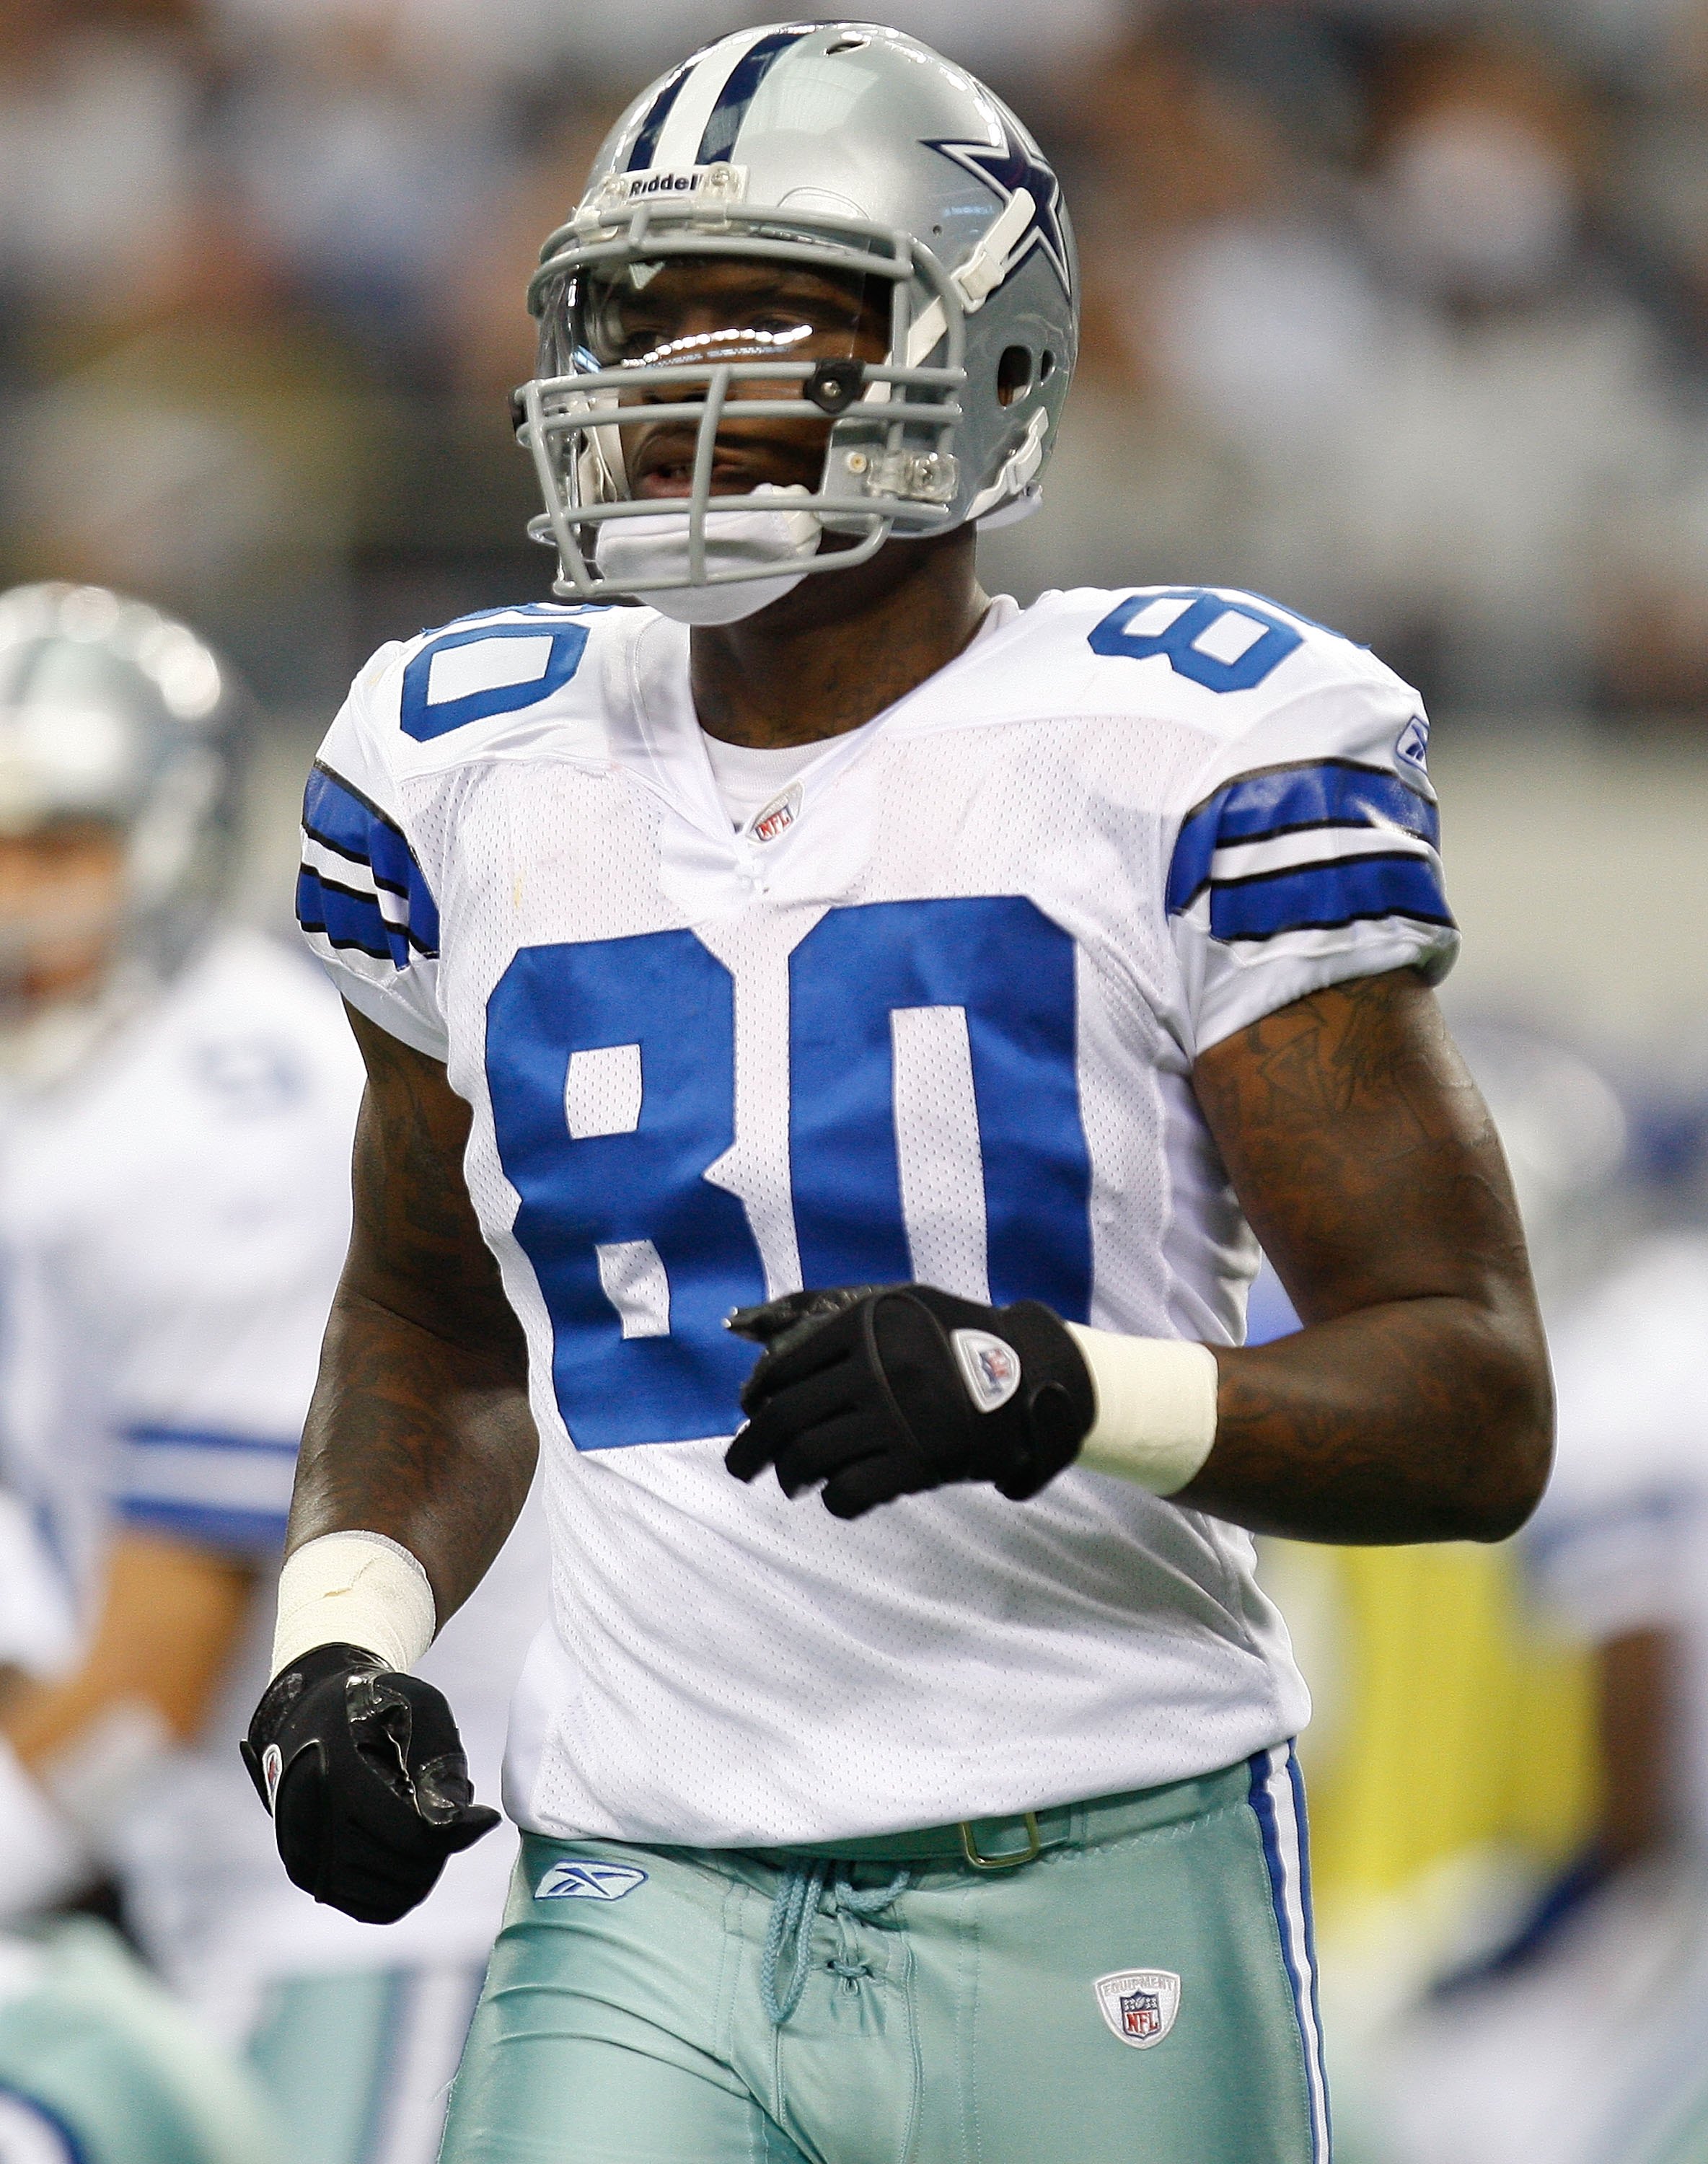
[1250,1743,1331,2162]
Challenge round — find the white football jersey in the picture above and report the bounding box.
[0,933,364,1619]
[299,584,1458,1847]
[0,931,548,2019]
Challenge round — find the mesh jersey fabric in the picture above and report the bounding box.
[0,932,550,2012]
[300,583,1458,1848]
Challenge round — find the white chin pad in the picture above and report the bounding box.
[593,487,822,625]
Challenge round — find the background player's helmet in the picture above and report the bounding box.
[518,21,1079,608]
[0,583,245,1082]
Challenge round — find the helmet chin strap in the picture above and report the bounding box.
[590,487,823,625]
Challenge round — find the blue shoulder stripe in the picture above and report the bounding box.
[697,29,810,164]
[299,762,441,964]
[1168,760,1439,915]
[1209,853,1453,944]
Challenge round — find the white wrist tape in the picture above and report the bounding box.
[270,1531,436,1681]
[0,1733,89,1925]
[1063,1327,1220,1497]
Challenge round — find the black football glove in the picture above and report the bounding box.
[241,1642,499,1925]
[725,1284,1096,1518]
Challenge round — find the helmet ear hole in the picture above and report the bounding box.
[1039,348,1057,382]
[997,346,1034,406]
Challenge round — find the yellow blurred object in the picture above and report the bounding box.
[1271,1541,1598,1925]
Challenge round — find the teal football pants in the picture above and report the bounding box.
[439,1744,1330,2163]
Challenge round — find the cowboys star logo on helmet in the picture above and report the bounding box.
[514,22,1078,621]
[923,124,1073,299]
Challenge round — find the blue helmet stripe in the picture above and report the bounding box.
[627,61,692,172]
[696,27,809,164]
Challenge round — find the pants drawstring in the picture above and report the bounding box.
[760,1862,911,2026]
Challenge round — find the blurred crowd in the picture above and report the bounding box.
[13,0,1708,718]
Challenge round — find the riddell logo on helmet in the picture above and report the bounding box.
[598,166,751,209]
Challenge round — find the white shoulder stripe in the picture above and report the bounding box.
[1210,824,1438,885]
[299,834,413,929]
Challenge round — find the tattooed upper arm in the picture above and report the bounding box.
[340,1003,525,1373]
[1181,969,1553,1542]
[1192,968,1526,1324]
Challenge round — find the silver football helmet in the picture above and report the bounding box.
[0,584,245,1083]
[516,20,1078,615]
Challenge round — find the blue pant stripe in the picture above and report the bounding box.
[1285,1745,1333,2159]
[1248,1743,1331,2161]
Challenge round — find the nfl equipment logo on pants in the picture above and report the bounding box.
[1096,1969,1182,2049]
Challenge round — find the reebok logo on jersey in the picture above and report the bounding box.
[951,1329,1021,1412]
[1395,716,1430,775]
[535,1858,650,1901]
[1094,1969,1181,2048]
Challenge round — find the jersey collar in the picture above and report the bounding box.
[609,595,1025,850]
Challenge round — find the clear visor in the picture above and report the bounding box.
[563,258,884,381]
[521,211,968,599]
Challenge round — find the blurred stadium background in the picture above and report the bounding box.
[8,1,1708,2156]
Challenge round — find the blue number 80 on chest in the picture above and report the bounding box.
[485,895,1095,1449]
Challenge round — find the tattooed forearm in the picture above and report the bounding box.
[287,1003,536,1622]
[1178,969,1552,1544]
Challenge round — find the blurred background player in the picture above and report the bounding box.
[1353,1213,1708,2164]
[1250,1029,1637,2162]
[0,1477,279,2164]
[0,582,547,2164]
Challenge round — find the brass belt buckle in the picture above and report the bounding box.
[959,1810,1041,1870]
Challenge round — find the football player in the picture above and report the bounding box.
[255,25,1552,2163]
[0,584,546,2164]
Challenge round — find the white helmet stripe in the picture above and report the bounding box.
[651,25,790,170]
[695,25,813,164]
